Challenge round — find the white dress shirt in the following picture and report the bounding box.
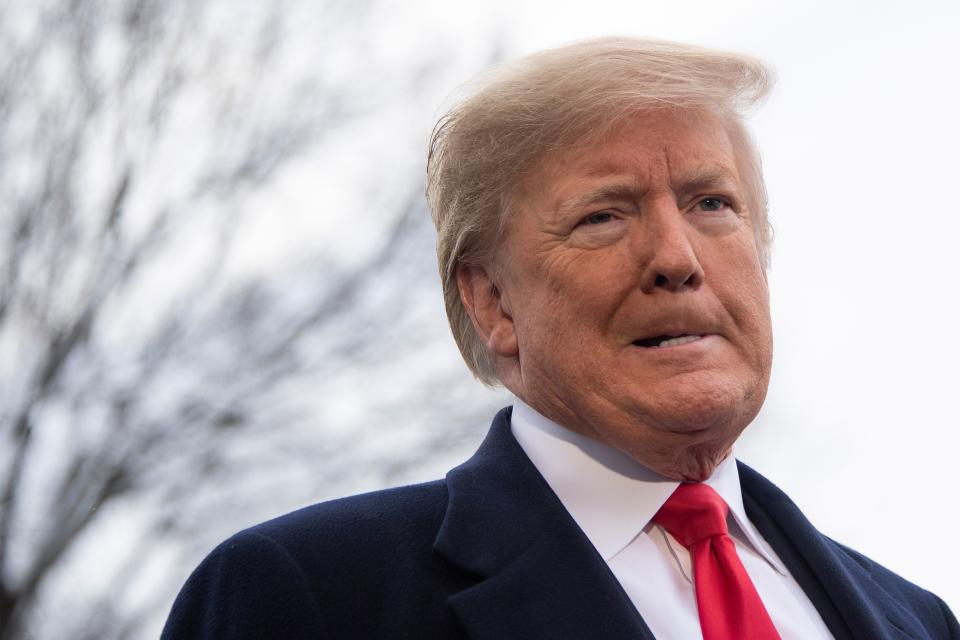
[510,398,834,640]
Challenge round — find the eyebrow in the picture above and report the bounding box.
[554,164,742,218]
[672,165,742,196]
[556,182,644,218]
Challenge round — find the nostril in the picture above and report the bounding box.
[682,271,701,289]
[651,271,699,291]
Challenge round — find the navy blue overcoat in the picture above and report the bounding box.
[162,407,959,639]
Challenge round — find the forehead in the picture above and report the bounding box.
[543,108,736,184]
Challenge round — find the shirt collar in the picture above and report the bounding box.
[509,398,788,575]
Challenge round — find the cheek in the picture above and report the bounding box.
[513,273,623,369]
[734,271,773,365]
[709,239,772,348]
[549,247,635,307]
[732,266,769,320]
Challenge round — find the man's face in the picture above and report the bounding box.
[493,109,773,480]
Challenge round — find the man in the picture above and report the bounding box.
[162,38,959,639]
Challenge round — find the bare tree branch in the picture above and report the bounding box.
[0,1,499,637]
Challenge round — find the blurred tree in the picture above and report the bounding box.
[0,1,502,637]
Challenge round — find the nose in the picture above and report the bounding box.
[638,203,703,293]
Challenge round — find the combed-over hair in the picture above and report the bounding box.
[426,37,774,385]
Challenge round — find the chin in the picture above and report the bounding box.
[618,379,765,480]
[647,379,753,434]
[599,416,740,482]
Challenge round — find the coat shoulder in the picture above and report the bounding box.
[249,478,450,560]
[163,479,472,639]
[825,538,960,637]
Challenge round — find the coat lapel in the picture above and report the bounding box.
[739,462,928,640]
[435,408,654,640]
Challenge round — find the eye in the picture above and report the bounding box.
[697,197,730,212]
[581,211,616,225]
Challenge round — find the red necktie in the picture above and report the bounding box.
[653,483,781,640]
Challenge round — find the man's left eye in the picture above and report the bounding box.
[698,198,728,212]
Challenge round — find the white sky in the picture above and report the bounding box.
[384,0,960,613]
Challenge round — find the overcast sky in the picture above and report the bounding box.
[372,0,960,611]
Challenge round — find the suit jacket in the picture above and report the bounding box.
[162,407,959,639]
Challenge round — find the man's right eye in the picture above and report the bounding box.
[582,212,615,225]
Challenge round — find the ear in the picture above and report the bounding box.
[457,264,519,358]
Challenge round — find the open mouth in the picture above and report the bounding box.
[633,334,703,348]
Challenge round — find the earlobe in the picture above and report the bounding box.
[457,265,519,358]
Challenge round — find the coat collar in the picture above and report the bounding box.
[434,407,655,640]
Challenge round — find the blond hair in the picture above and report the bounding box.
[426,37,774,385]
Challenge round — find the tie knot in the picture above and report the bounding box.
[653,483,729,547]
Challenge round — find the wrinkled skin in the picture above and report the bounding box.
[458,109,773,481]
